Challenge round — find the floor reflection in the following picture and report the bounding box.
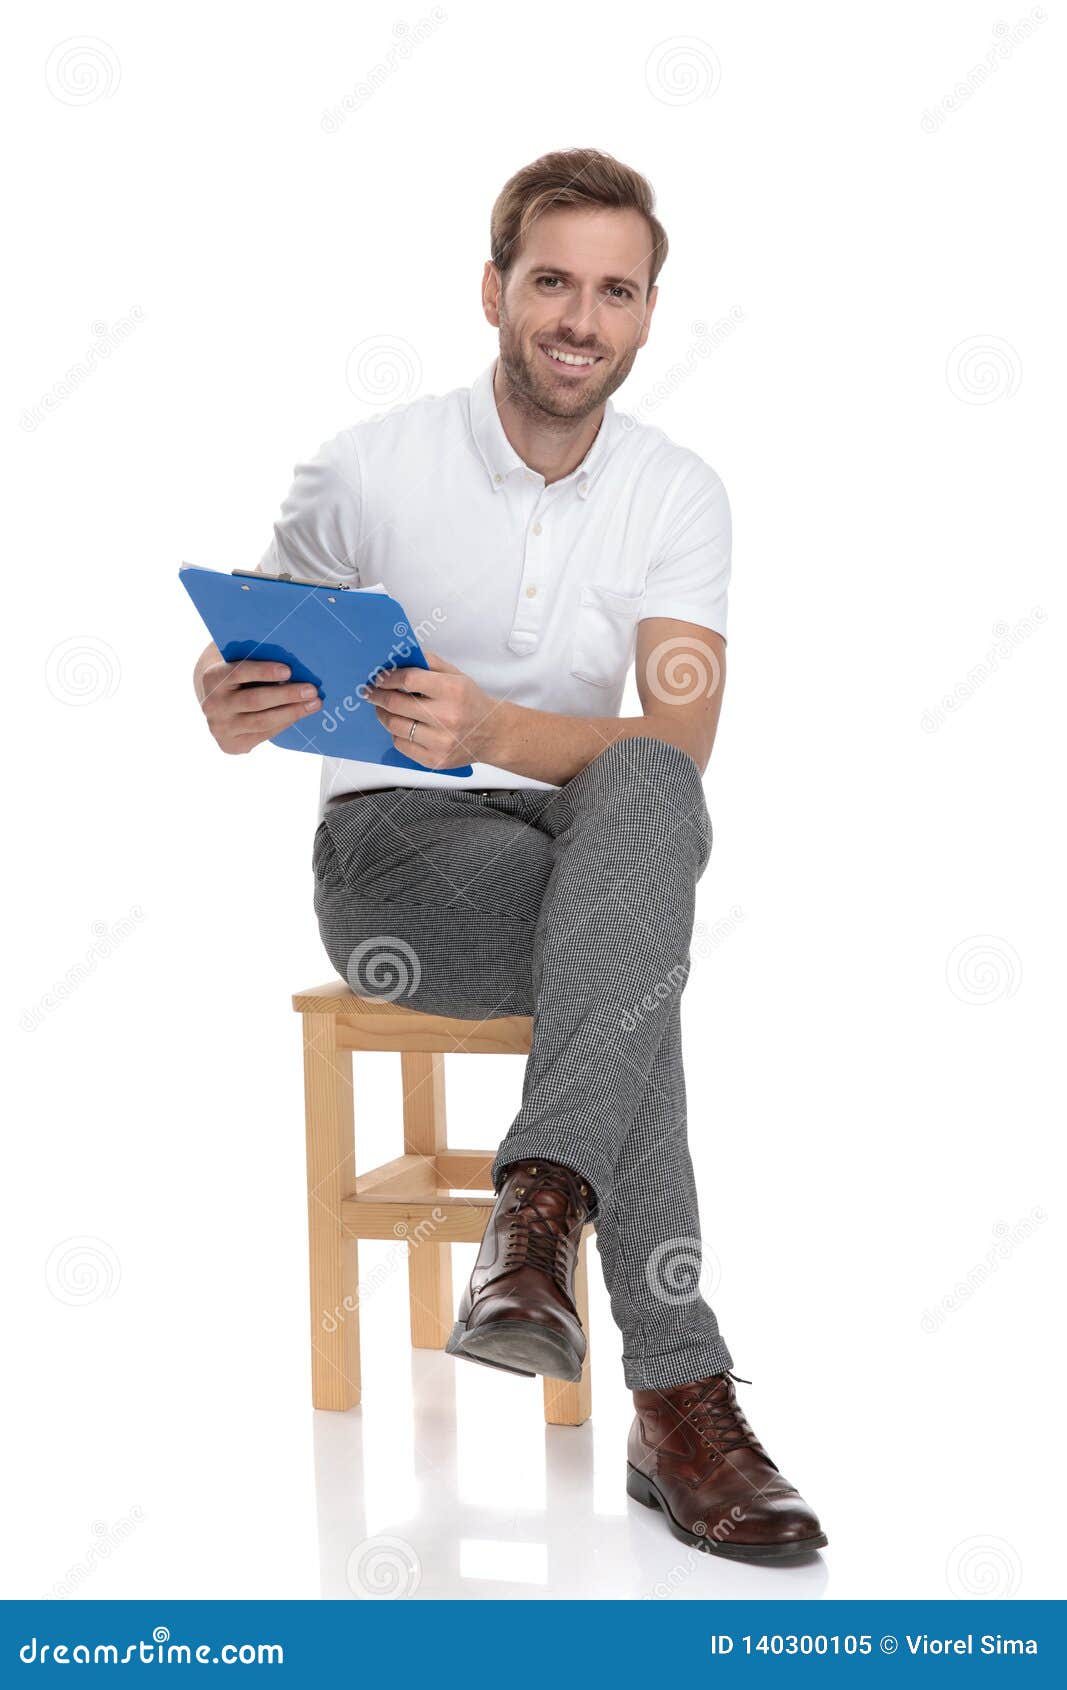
[311,1349,830,1600]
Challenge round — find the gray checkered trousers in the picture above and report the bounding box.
[312,735,735,1391]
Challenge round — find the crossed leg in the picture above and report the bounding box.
[312,736,733,1388]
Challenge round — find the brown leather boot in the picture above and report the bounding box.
[627,1371,828,1561]
[445,1158,591,1381]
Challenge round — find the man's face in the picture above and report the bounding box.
[486,206,658,420]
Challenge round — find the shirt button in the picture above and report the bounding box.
[578,480,589,498]
[525,585,538,598]
[493,473,503,484]
[532,521,542,535]
[525,470,537,482]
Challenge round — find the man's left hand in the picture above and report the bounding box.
[365,648,496,769]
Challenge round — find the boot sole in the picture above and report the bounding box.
[445,1318,584,1382]
[626,1464,828,1562]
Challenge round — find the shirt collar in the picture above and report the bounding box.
[469,355,617,497]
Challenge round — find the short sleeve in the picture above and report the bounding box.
[255,428,364,586]
[640,457,731,640]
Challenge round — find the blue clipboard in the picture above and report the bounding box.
[180,564,474,775]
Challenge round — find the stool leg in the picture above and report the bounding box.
[543,1227,593,1427]
[401,1052,454,1348]
[302,1012,360,1410]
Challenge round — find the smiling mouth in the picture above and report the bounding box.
[539,342,603,374]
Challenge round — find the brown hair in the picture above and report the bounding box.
[490,148,668,296]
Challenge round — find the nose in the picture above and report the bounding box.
[555,287,606,349]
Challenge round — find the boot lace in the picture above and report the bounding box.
[679,1371,770,1460]
[500,1163,588,1309]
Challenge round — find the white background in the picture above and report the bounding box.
[4,0,1063,1601]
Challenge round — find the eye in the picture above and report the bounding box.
[537,276,562,289]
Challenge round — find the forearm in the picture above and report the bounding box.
[482,698,709,786]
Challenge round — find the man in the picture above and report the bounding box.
[194,148,826,1562]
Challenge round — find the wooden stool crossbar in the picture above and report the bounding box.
[293,981,593,1427]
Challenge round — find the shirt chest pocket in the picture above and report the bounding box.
[569,583,646,689]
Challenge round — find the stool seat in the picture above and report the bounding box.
[293,981,593,1427]
[292,979,534,1055]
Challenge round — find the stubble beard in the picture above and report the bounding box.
[496,301,640,426]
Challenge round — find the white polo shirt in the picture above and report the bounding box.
[256,356,731,807]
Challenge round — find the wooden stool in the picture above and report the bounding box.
[293,981,593,1427]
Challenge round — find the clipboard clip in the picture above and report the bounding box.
[230,568,351,589]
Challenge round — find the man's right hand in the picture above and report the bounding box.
[196,648,322,754]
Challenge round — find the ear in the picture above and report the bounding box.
[482,259,502,328]
[637,283,658,350]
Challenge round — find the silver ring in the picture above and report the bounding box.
[408,720,417,742]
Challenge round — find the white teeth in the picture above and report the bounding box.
[544,345,596,367]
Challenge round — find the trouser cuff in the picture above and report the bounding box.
[490,1132,610,1219]
[622,1334,735,1392]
